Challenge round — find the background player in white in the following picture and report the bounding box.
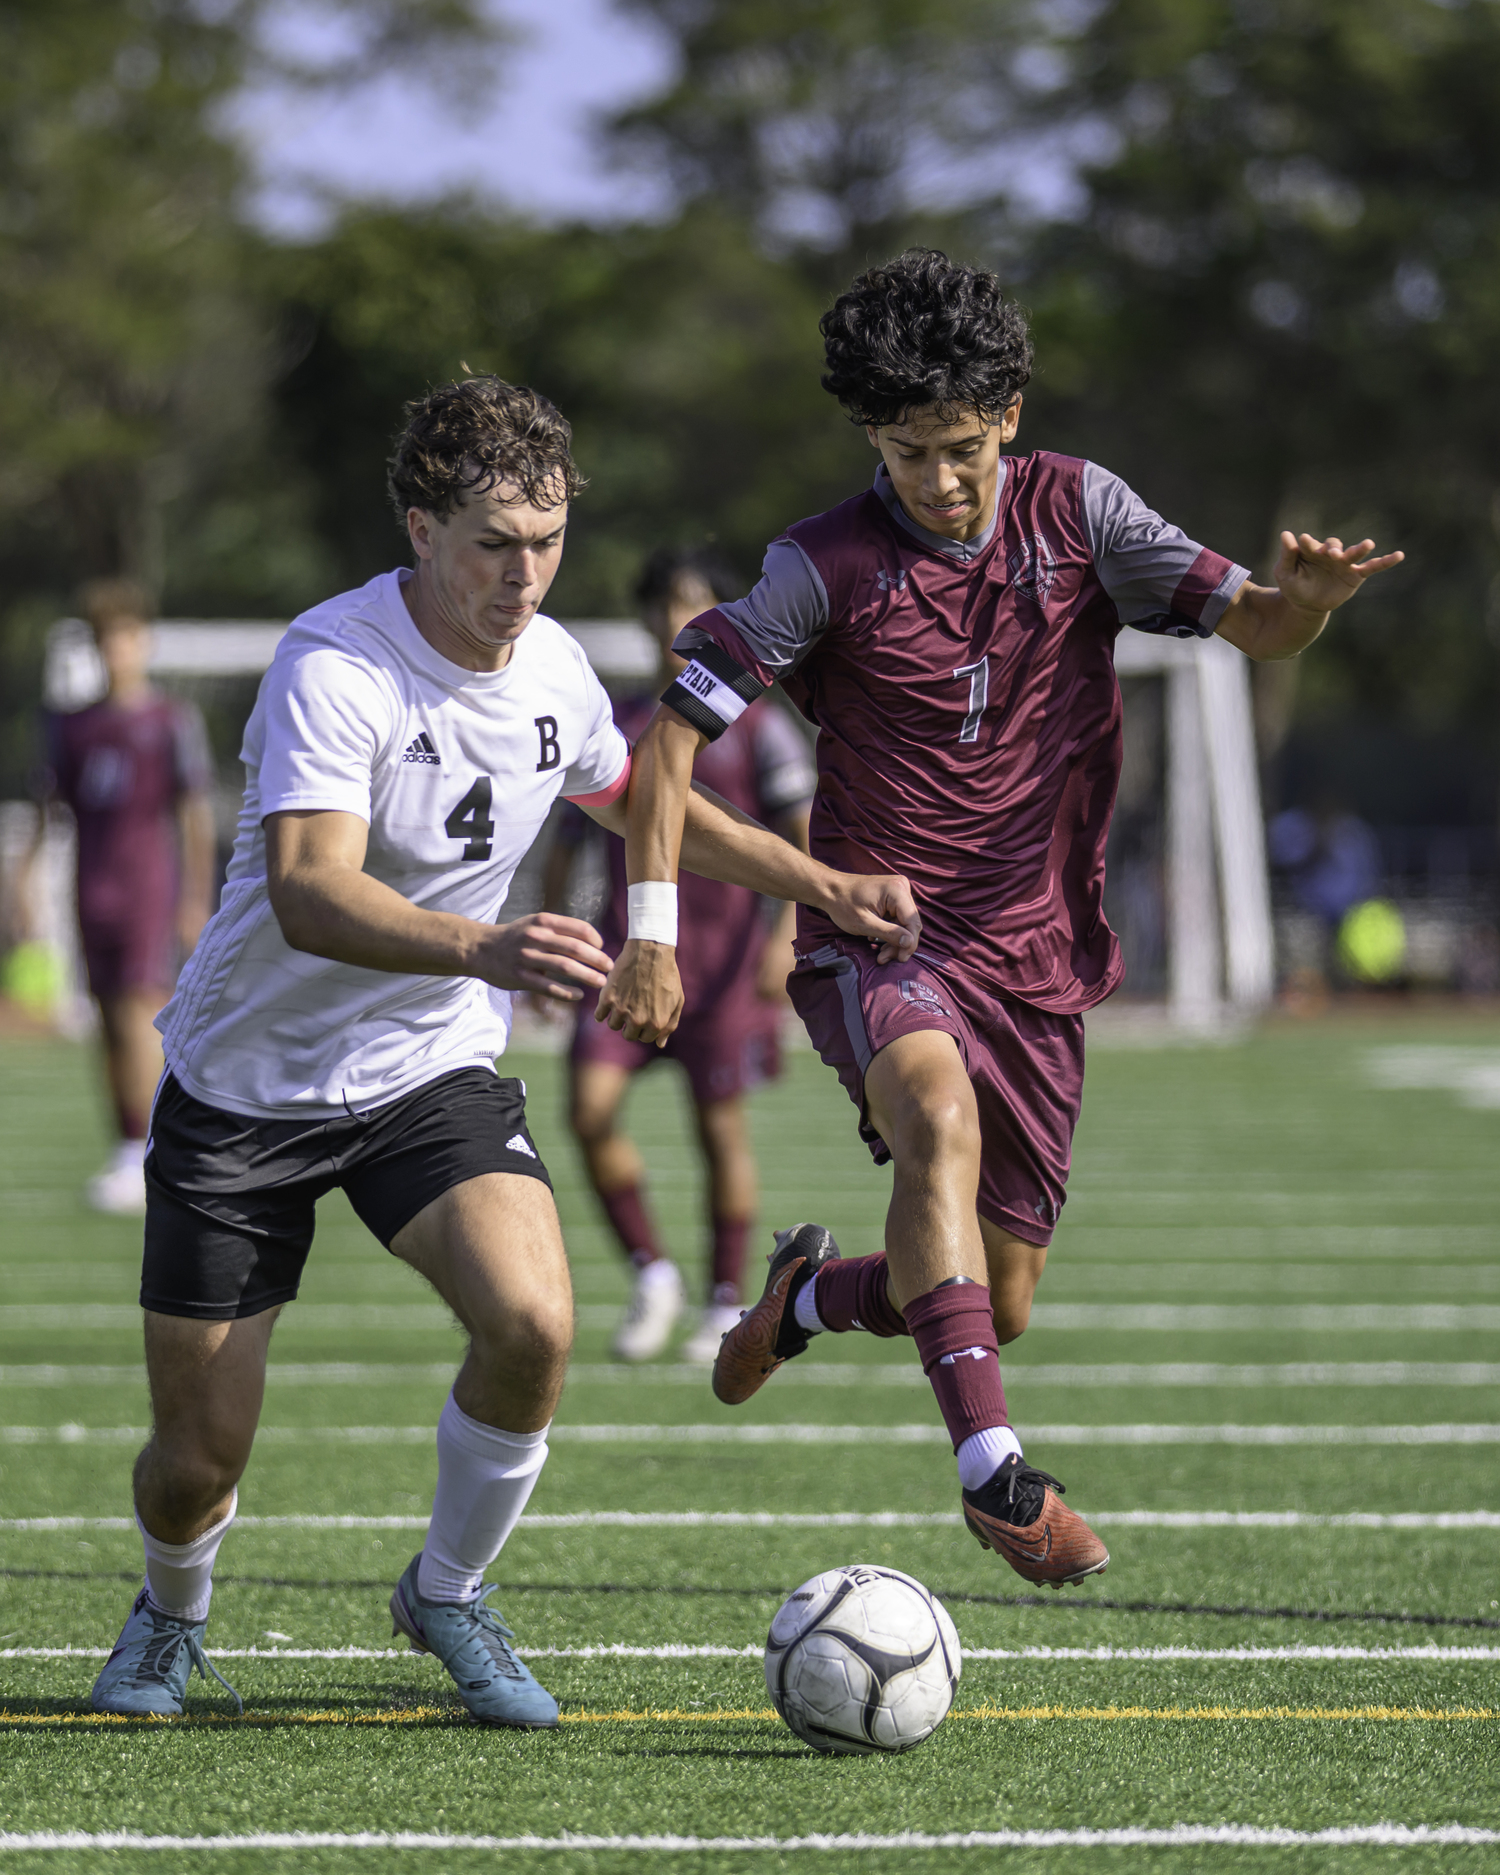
[89,376,919,1725]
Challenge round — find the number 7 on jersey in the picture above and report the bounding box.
[952,658,989,744]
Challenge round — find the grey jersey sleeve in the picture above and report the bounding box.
[1080,462,1249,638]
[675,538,830,682]
[665,537,830,741]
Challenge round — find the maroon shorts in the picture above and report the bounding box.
[787,941,1084,1247]
[79,918,177,1000]
[571,990,782,1108]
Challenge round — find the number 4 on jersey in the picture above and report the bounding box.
[445,776,496,861]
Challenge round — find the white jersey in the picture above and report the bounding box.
[159,570,630,1119]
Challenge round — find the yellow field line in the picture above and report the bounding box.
[3,1705,1495,1729]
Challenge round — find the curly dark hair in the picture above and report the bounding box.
[387,376,585,524]
[820,249,1033,429]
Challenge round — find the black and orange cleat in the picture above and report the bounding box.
[962,1455,1110,1588]
[710,1223,840,1406]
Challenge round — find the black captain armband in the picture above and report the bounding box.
[660,644,766,742]
[1134,609,1214,641]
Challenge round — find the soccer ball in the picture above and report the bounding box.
[764,1564,961,1755]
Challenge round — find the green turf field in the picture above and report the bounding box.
[2,1013,1498,1872]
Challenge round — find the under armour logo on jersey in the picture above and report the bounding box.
[876,567,907,594]
[505,1133,537,1159]
[1007,532,1057,604]
[401,732,440,765]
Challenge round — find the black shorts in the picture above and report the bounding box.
[142,1068,552,1322]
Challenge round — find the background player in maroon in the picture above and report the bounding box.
[30,579,216,1213]
[600,249,1403,1587]
[544,548,815,1363]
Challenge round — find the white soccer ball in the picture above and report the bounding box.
[764,1564,961,1755]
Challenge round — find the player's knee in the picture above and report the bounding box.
[992,1294,1033,1344]
[894,1082,981,1165]
[136,1429,249,1519]
[568,1093,615,1147]
[475,1292,573,1374]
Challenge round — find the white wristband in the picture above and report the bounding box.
[627,881,678,947]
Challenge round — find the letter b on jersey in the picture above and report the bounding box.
[535,716,561,772]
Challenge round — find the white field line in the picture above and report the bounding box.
[6,1643,1500,1663]
[7,1361,1500,1389]
[6,1423,1500,1447]
[0,1826,1495,1851]
[0,1305,620,1332]
[5,1303,1500,1331]
[3,1509,1499,1532]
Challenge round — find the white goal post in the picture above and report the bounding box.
[1113,630,1274,1027]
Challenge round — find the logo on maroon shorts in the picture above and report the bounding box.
[899,979,951,1017]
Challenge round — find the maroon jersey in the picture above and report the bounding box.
[43,694,211,930]
[557,690,814,1009]
[664,454,1248,1014]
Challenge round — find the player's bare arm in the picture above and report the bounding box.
[1215,531,1404,661]
[757,802,811,1002]
[265,808,613,1002]
[591,722,921,1044]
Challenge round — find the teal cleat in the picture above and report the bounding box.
[390,1553,559,1729]
[90,1588,242,1716]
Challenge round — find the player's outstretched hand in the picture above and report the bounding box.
[1275,532,1404,615]
[477,912,614,1002]
[820,872,922,964]
[594,938,685,1047]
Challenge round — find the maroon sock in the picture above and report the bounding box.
[810,1253,908,1338]
[117,1104,147,1142]
[903,1282,1008,1450]
[710,1216,749,1307]
[597,1184,663,1271]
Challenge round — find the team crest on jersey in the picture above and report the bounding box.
[876,567,908,594]
[1007,531,1057,604]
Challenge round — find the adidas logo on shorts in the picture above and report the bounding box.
[401,732,440,765]
[505,1133,537,1159]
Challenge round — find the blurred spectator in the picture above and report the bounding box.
[1268,802,1383,925]
[25,579,215,1212]
[541,548,816,1364]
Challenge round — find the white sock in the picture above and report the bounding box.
[956,1425,1024,1492]
[138,1491,237,1624]
[418,1393,550,1604]
[115,1139,146,1171]
[793,1272,825,1335]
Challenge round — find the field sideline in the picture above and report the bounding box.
[1,1012,1498,1872]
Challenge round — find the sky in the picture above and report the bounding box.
[229,0,678,237]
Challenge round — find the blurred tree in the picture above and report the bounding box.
[1015,0,1500,770]
[263,202,870,611]
[611,0,1027,267]
[0,0,504,792]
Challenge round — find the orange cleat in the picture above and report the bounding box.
[710,1223,840,1406]
[961,1456,1110,1588]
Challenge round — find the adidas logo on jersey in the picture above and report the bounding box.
[505,1133,537,1159]
[401,732,440,765]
